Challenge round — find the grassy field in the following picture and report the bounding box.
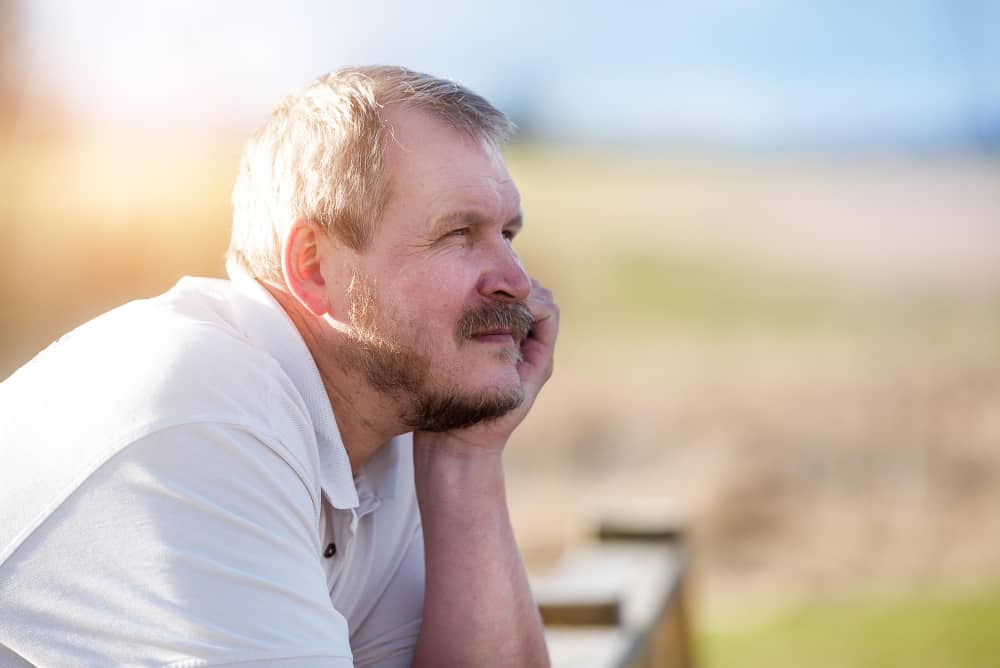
[3,129,1000,666]
[698,585,1000,668]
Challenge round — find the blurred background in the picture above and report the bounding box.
[2,1,999,665]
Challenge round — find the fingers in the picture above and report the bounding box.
[526,281,557,342]
[518,279,559,389]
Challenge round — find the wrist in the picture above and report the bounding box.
[413,435,504,482]
[412,429,508,459]
[412,433,507,511]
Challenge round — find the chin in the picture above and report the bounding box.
[406,366,525,433]
[473,362,523,394]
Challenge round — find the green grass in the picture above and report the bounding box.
[697,586,1000,668]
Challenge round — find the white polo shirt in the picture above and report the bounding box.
[0,264,425,667]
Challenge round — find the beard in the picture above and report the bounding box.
[343,273,533,432]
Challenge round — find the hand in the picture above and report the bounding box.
[414,278,559,454]
[514,278,559,415]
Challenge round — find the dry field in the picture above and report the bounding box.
[3,131,1000,625]
[501,148,1000,619]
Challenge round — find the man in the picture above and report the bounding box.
[0,66,556,667]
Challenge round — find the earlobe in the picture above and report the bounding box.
[282,218,330,316]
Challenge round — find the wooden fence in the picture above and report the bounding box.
[533,518,694,668]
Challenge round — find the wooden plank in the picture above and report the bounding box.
[536,539,692,668]
[596,517,686,544]
[544,543,683,629]
[538,595,622,626]
[545,628,637,668]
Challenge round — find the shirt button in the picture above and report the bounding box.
[324,542,337,558]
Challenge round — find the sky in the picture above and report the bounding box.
[11,0,1000,150]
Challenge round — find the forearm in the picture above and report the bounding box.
[411,437,549,668]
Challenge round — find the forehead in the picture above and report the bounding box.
[380,106,520,225]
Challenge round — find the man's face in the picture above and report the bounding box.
[329,107,533,432]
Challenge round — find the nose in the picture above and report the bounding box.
[477,241,531,303]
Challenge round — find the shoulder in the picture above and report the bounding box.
[0,279,323,562]
[4,278,312,443]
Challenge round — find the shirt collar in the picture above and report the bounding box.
[226,260,359,510]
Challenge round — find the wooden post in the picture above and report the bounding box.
[598,519,694,668]
[535,516,695,668]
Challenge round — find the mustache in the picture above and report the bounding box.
[456,301,533,344]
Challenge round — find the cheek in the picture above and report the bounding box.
[403,262,477,318]
[381,252,486,343]
[384,289,456,345]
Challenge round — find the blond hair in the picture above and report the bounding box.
[228,65,515,281]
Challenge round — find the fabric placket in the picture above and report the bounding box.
[324,473,381,582]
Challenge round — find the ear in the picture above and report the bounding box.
[281,218,331,316]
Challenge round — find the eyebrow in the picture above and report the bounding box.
[433,210,523,233]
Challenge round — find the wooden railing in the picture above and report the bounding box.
[533,518,694,668]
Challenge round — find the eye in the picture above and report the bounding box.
[502,229,516,242]
[447,227,470,238]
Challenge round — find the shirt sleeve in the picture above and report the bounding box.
[0,422,353,667]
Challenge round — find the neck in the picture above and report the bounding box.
[264,284,408,474]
